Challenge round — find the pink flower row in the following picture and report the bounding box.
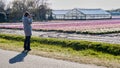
[0,19,120,32]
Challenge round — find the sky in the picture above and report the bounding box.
[6,0,120,10]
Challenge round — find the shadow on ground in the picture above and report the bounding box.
[9,51,29,64]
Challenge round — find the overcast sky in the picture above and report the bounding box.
[48,0,120,10]
[6,0,120,10]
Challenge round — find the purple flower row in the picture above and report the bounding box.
[0,19,120,32]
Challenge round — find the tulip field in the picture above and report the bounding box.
[0,19,120,34]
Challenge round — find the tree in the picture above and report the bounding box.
[0,0,5,12]
[47,9,53,20]
[35,0,51,21]
[0,12,6,22]
[0,0,7,22]
[9,0,28,21]
[7,0,51,22]
[39,5,47,21]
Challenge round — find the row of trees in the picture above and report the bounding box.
[0,0,5,12]
[0,0,52,22]
[0,0,7,22]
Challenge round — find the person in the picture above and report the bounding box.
[22,11,32,51]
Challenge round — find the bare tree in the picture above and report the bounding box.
[12,0,28,12]
[0,0,5,12]
[33,0,51,21]
[7,0,51,22]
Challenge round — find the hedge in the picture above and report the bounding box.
[0,34,119,55]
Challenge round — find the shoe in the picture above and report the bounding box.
[27,49,31,51]
[22,50,27,53]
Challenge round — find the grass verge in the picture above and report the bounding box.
[0,33,120,68]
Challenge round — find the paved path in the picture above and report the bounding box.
[0,29,120,44]
[0,49,106,68]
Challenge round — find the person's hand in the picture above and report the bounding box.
[28,15,31,18]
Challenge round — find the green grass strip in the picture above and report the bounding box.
[0,33,120,55]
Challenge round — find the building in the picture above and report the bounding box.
[109,11,120,16]
[51,8,112,20]
[51,10,70,20]
[108,11,120,19]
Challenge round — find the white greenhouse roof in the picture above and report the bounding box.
[52,8,111,15]
[77,9,110,15]
[52,10,70,15]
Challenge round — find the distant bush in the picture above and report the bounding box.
[0,12,6,22]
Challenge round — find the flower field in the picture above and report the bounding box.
[0,19,120,34]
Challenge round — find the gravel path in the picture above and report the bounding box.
[0,29,120,44]
[0,49,106,68]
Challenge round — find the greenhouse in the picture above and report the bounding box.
[51,8,112,20]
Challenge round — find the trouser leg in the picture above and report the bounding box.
[26,36,31,50]
[24,36,27,50]
[24,36,31,50]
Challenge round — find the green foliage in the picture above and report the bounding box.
[0,12,6,22]
[0,34,24,41]
[0,34,120,55]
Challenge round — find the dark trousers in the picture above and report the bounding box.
[24,36,31,50]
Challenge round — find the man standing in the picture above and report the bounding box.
[22,11,32,51]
